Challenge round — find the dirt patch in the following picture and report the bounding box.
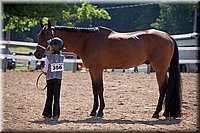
[2,71,199,132]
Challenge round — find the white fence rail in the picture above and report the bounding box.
[178,47,200,50]
[0,54,83,63]
[0,40,37,47]
[0,40,83,63]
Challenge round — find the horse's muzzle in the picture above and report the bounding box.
[34,51,43,59]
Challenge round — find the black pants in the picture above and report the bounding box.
[42,79,61,118]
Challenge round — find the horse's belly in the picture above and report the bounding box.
[103,54,146,69]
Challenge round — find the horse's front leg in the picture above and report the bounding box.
[89,68,105,117]
[90,81,99,116]
[97,80,105,117]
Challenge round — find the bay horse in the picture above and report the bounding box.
[34,20,182,119]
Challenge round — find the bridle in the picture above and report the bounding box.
[37,44,47,50]
[36,44,51,55]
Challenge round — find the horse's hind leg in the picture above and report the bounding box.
[152,69,168,119]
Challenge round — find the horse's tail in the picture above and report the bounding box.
[164,37,182,118]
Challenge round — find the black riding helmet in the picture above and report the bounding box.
[47,37,64,51]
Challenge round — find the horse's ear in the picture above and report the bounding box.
[48,20,51,29]
[40,20,44,28]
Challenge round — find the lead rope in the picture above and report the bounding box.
[36,72,47,91]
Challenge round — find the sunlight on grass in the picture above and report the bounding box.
[9,46,35,53]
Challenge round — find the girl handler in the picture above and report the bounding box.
[41,37,64,121]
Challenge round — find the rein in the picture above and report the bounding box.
[36,72,47,91]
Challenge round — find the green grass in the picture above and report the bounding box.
[15,61,28,71]
[8,46,35,71]
[9,46,35,53]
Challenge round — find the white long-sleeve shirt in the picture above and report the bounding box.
[42,56,49,73]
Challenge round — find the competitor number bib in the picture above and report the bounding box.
[51,63,64,72]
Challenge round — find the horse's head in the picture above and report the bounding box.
[34,20,55,59]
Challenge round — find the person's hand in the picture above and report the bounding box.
[41,69,47,75]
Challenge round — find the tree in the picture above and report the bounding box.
[151,3,195,34]
[89,3,160,32]
[197,2,200,33]
[133,4,160,30]
[3,2,111,32]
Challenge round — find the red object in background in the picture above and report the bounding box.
[62,49,83,71]
[77,63,83,70]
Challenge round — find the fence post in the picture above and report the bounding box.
[72,54,77,73]
[2,58,8,72]
[2,29,11,72]
[147,65,151,74]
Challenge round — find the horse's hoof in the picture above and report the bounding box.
[97,112,104,117]
[90,111,96,116]
[152,114,159,119]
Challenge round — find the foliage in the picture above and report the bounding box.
[90,4,160,32]
[151,3,195,34]
[133,5,160,30]
[2,3,196,42]
[2,2,111,32]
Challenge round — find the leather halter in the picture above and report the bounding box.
[37,44,47,50]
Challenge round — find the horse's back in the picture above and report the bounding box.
[95,30,149,68]
[86,28,174,69]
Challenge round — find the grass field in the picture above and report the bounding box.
[9,45,35,54]
[8,46,35,71]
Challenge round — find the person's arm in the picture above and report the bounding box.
[41,56,49,74]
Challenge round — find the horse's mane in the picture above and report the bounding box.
[54,26,99,33]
